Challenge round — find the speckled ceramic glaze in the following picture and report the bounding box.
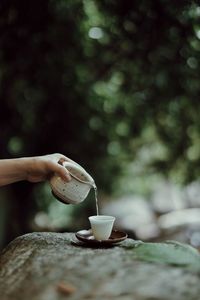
[50,161,95,204]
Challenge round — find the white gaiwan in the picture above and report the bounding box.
[50,161,95,204]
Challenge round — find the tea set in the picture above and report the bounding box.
[50,160,127,246]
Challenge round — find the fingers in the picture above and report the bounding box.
[58,165,71,181]
[44,153,76,181]
[55,153,78,165]
[49,153,73,166]
[47,160,71,182]
[58,157,69,166]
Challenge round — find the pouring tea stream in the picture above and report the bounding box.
[50,161,123,242]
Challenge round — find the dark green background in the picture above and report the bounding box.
[0,0,200,248]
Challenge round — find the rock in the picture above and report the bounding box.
[0,232,199,300]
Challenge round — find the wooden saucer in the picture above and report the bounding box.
[75,229,127,246]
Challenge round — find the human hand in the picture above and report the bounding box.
[26,153,72,183]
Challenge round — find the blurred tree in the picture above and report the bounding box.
[0,0,200,246]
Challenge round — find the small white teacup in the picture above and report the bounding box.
[89,215,115,241]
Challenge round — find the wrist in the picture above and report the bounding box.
[16,158,28,181]
[17,157,34,181]
[23,157,38,181]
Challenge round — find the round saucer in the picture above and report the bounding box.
[75,229,127,246]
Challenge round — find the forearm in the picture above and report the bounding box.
[0,153,71,187]
[0,158,30,186]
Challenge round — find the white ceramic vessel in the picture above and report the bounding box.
[50,161,95,204]
[89,215,115,240]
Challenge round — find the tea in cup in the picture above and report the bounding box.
[89,215,115,241]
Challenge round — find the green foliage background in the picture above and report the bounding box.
[0,0,200,247]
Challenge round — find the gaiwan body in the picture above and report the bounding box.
[50,161,95,204]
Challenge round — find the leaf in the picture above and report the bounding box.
[131,240,200,271]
